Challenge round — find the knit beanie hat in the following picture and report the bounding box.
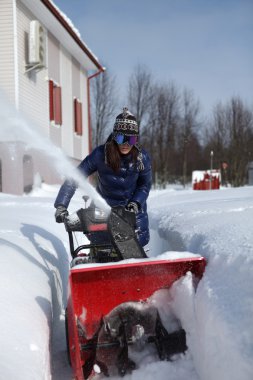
[113,107,139,136]
[110,107,144,171]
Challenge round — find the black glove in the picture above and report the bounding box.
[126,201,139,214]
[55,206,69,223]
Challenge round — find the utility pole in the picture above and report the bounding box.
[210,150,214,190]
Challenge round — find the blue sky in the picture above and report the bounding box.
[54,0,253,116]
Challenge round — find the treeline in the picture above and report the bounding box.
[91,65,253,187]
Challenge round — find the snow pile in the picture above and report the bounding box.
[49,0,82,38]
[149,187,253,380]
[0,185,253,379]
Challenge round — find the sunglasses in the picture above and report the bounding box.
[114,133,138,146]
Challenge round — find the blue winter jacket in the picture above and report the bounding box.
[54,145,152,246]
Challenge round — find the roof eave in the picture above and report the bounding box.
[40,0,104,72]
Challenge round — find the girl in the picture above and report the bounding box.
[54,108,152,247]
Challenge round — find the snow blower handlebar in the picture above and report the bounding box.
[63,199,147,260]
[64,203,111,259]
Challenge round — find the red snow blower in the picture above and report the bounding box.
[64,199,206,379]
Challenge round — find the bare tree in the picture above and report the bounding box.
[176,89,200,187]
[203,103,229,171]
[127,64,153,128]
[91,67,118,147]
[226,97,253,186]
[203,97,253,186]
[143,82,180,187]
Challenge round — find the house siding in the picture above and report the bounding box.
[72,66,90,161]
[48,31,60,83]
[0,0,15,103]
[16,0,49,137]
[72,57,80,99]
[60,46,73,157]
[72,58,82,160]
[80,69,89,158]
[48,31,61,146]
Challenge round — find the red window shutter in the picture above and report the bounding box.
[74,98,83,135]
[49,80,54,121]
[54,86,62,125]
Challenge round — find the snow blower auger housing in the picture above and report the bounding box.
[64,200,206,379]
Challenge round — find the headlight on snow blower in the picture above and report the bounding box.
[94,207,109,221]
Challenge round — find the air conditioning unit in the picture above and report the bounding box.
[28,20,45,65]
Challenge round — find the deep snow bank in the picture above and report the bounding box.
[0,189,74,380]
[148,187,253,380]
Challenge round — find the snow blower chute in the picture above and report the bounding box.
[64,199,206,379]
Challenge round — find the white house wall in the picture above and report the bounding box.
[73,70,89,161]
[47,31,61,147]
[47,32,60,83]
[60,46,73,157]
[80,69,89,158]
[72,57,82,160]
[72,57,80,98]
[0,0,16,104]
[16,0,49,138]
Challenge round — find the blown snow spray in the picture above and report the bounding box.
[0,91,109,211]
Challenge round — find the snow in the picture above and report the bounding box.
[49,0,81,38]
[0,184,253,380]
[1,23,251,379]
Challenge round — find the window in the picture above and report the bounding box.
[74,98,83,135]
[49,80,62,125]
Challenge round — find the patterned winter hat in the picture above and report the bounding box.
[113,107,139,136]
